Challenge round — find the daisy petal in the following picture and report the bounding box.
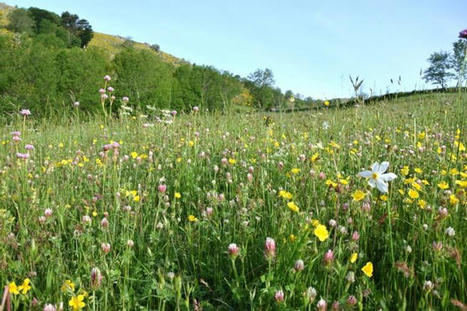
[368,178,377,188]
[376,179,388,193]
[371,162,379,172]
[381,173,397,182]
[378,161,389,174]
[358,170,372,178]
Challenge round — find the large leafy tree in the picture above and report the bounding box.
[423,51,454,88]
[61,11,94,47]
[451,39,467,86]
[7,8,34,34]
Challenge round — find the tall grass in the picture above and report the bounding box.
[0,92,465,310]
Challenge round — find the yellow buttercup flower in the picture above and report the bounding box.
[314,224,329,242]
[350,253,358,263]
[290,168,301,174]
[437,181,449,190]
[69,295,85,311]
[61,280,75,293]
[18,278,31,294]
[408,189,419,199]
[361,261,373,277]
[9,281,19,295]
[287,201,299,213]
[188,215,198,222]
[174,192,181,199]
[352,190,365,202]
[449,194,459,205]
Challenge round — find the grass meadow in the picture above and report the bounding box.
[0,92,465,310]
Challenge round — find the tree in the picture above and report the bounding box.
[7,8,34,34]
[451,39,467,86]
[423,51,454,88]
[247,68,274,87]
[60,11,94,47]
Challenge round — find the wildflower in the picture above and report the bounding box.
[103,75,111,81]
[278,190,293,200]
[449,194,459,205]
[352,190,365,201]
[43,304,57,311]
[90,267,103,288]
[445,227,455,237]
[228,243,239,259]
[351,231,360,241]
[101,242,111,254]
[9,281,20,295]
[287,201,299,212]
[346,271,355,283]
[324,100,330,106]
[459,29,467,39]
[61,280,75,292]
[69,295,85,311]
[408,189,419,199]
[25,144,34,151]
[323,249,334,265]
[193,106,199,112]
[274,290,284,303]
[291,168,300,174]
[350,253,358,263]
[127,239,134,247]
[438,181,449,190]
[423,280,434,291]
[20,109,31,116]
[188,215,198,222]
[317,298,327,311]
[361,262,373,277]
[305,287,317,303]
[358,161,397,193]
[346,295,357,306]
[264,237,276,260]
[158,184,167,193]
[18,278,31,294]
[174,192,181,199]
[314,224,329,242]
[73,101,80,107]
[294,259,305,272]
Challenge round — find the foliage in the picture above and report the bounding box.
[423,51,454,88]
[451,39,467,86]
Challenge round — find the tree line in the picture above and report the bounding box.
[0,5,321,118]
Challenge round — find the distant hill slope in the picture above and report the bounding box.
[0,2,184,66]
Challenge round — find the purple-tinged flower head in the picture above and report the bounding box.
[122,96,129,103]
[317,298,327,311]
[111,142,120,149]
[104,75,111,81]
[100,217,109,228]
[193,106,199,112]
[73,101,80,107]
[11,131,21,136]
[294,259,305,272]
[324,249,334,265]
[107,86,114,92]
[228,243,240,259]
[103,144,112,152]
[352,231,360,241]
[459,29,467,39]
[101,242,111,254]
[346,296,357,306]
[274,290,284,303]
[127,239,134,247]
[44,208,53,218]
[101,94,109,100]
[16,152,30,160]
[99,88,106,94]
[82,215,92,224]
[91,267,103,288]
[12,136,22,142]
[305,287,317,303]
[43,304,57,311]
[264,237,276,260]
[432,241,443,252]
[158,184,167,193]
[20,109,31,116]
[111,95,116,101]
[25,144,34,151]
[331,301,340,311]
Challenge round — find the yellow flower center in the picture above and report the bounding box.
[371,172,379,179]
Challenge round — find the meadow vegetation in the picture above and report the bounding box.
[0,91,465,310]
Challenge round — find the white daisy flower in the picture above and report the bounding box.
[358,161,397,193]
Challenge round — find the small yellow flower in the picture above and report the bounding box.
[418,199,427,209]
[278,190,293,200]
[324,100,330,106]
[311,219,320,227]
[290,168,301,174]
[361,261,373,277]
[449,194,459,205]
[174,192,181,199]
[408,189,419,199]
[414,168,423,174]
[61,280,75,293]
[289,234,296,242]
[455,180,467,188]
[438,181,449,190]
[18,278,31,294]
[352,190,365,202]
[228,158,236,165]
[131,152,138,159]
[287,201,299,213]
[380,194,388,202]
[133,195,140,203]
[400,166,409,176]
[188,215,198,222]
[314,224,329,242]
[69,295,85,311]
[350,253,358,263]
[8,282,19,295]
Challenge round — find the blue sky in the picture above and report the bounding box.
[4,0,466,99]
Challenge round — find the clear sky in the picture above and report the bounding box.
[4,0,466,99]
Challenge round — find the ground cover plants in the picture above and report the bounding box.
[0,85,465,310]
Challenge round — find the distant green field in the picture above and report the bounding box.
[0,92,465,310]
